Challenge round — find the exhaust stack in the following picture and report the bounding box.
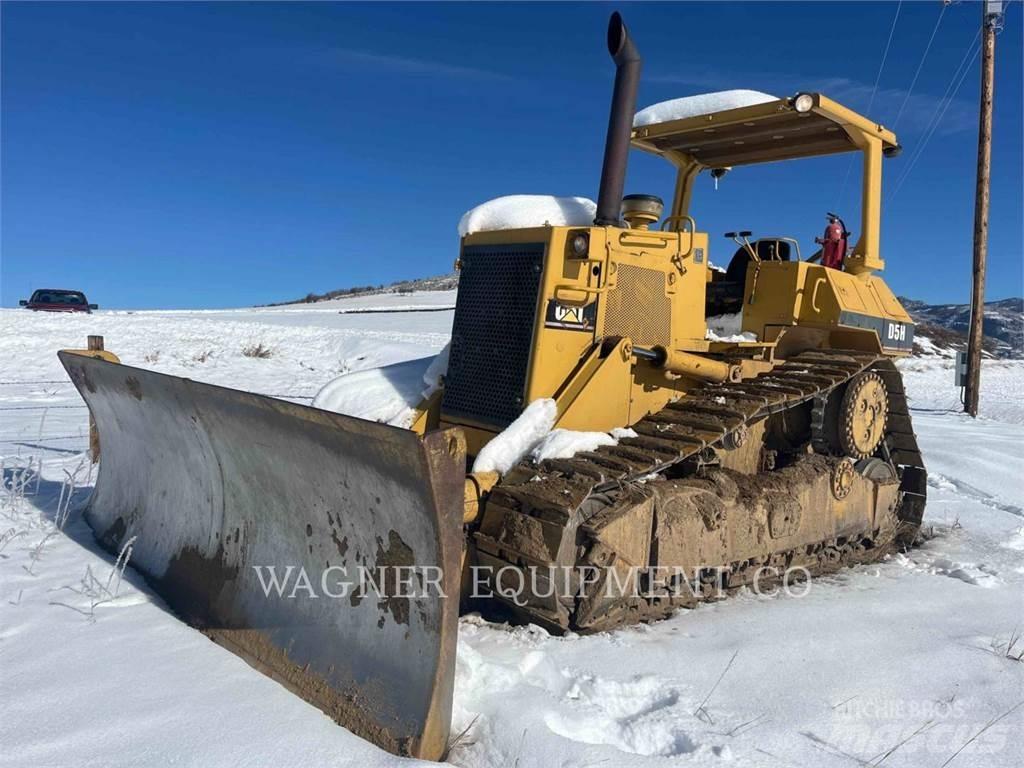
[594,12,642,226]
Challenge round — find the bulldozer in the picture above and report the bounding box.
[59,12,925,762]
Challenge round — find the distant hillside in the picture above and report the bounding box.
[899,296,1022,359]
[265,274,458,306]
[272,275,1021,359]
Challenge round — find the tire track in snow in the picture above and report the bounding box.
[929,473,1024,518]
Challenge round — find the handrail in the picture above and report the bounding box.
[552,258,608,307]
[659,215,696,259]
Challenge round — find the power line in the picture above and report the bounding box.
[892,1,948,130]
[836,0,904,211]
[888,31,982,200]
[888,36,980,199]
[867,0,905,115]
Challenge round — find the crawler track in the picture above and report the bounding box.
[473,350,927,631]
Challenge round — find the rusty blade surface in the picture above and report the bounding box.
[59,351,465,760]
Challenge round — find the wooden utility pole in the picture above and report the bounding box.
[964,1,1001,417]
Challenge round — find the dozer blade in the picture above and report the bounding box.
[59,351,465,760]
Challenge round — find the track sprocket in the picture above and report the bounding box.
[839,371,888,459]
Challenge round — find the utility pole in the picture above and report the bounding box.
[964,1,1002,417]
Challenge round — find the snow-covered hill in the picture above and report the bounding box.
[901,297,1023,359]
[1,295,1021,768]
[270,274,459,306]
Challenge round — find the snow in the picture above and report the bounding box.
[634,90,778,128]
[2,298,1023,768]
[471,398,557,475]
[530,429,616,462]
[473,404,636,472]
[312,357,432,427]
[706,312,758,343]
[910,334,958,360]
[898,355,1024,425]
[457,195,596,237]
[421,341,450,397]
[311,342,450,427]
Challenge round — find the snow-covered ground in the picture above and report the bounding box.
[1,297,1022,768]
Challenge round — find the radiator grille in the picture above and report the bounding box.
[442,243,545,430]
[604,264,671,347]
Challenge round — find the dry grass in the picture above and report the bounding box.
[441,715,480,760]
[990,629,1024,662]
[50,535,137,621]
[694,649,739,724]
[940,700,1024,767]
[242,343,273,359]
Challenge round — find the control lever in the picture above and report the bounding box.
[724,231,762,306]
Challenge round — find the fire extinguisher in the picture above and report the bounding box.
[816,212,849,270]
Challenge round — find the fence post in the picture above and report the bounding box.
[87,335,103,463]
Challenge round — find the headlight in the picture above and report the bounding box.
[793,93,814,113]
[570,232,590,257]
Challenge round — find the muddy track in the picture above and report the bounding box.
[475,350,927,631]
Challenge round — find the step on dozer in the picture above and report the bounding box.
[62,12,925,761]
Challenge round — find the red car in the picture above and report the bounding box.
[20,289,98,313]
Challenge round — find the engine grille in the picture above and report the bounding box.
[604,263,671,347]
[442,243,545,430]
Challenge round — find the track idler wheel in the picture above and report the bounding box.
[831,458,856,500]
[838,371,888,459]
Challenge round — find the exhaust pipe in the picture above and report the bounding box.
[594,12,642,226]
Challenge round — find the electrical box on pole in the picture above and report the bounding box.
[955,350,968,389]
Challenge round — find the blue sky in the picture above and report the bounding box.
[2,1,1021,309]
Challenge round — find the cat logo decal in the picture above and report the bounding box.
[544,299,598,332]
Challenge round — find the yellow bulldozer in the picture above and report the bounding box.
[60,12,925,762]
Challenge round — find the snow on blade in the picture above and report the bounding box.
[312,357,433,428]
[313,341,449,427]
[458,195,597,237]
[706,312,757,342]
[633,90,778,127]
[472,398,557,475]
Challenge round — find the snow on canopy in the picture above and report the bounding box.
[458,195,596,237]
[633,90,778,128]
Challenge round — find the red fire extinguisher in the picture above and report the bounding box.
[815,212,849,270]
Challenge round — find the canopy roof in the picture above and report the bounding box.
[631,93,899,168]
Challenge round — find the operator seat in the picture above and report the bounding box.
[707,237,794,316]
[724,238,793,282]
